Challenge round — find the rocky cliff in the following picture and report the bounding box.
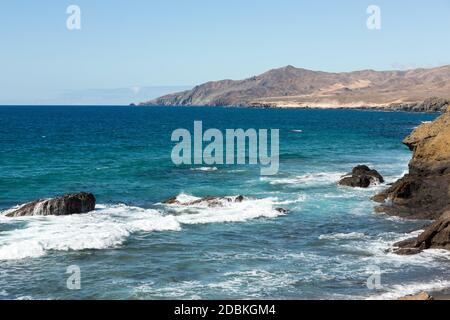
[374,107,450,220]
[141,65,450,111]
[374,107,450,252]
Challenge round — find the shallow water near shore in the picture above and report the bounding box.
[0,106,448,300]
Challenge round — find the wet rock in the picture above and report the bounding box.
[393,211,450,254]
[5,193,96,217]
[275,208,289,214]
[163,195,247,207]
[339,165,384,188]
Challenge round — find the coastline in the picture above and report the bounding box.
[0,106,448,300]
[138,102,447,114]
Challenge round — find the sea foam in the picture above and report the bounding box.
[0,194,285,261]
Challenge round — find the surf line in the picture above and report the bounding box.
[171,121,279,176]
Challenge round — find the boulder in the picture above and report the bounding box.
[339,165,384,188]
[5,192,96,217]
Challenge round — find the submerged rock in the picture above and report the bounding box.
[275,207,289,214]
[338,165,384,188]
[162,195,289,213]
[5,192,96,217]
[163,195,246,207]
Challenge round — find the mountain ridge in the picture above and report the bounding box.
[140,65,450,112]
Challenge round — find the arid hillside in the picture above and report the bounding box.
[141,65,450,111]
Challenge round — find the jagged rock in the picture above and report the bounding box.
[374,107,450,220]
[5,193,96,217]
[399,292,433,300]
[339,165,384,188]
[393,211,450,254]
[375,107,450,254]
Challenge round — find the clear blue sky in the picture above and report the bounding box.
[1,0,450,104]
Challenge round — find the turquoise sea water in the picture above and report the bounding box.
[0,106,449,300]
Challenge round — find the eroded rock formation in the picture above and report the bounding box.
[374,107,450,220]
[5,192,96,217]
[374,107,450,253]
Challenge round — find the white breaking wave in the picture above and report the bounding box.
[367,279,450,300]
[319,232,366,240]
[261,172,344,187]
[275,194,307,205]
[0,195,286,261]
[0,205,180,261]
[164,194,286,225]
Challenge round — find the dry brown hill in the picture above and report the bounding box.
[141,65,450,111]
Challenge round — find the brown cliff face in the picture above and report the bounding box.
[374,107,450,220]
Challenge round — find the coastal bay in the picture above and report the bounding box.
[0,106,448,300]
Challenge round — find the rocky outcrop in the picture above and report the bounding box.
[374,107,450,220]
[163,195,288,213]
[5,193,96,217]
[387,97,449,113]
[339,165,384,188]
[374,107,450,253]
[163,195,245,207]
[394,211,450,254]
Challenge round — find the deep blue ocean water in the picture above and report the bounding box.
[0,106,449,300]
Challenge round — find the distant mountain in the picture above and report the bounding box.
[140,65,450,112]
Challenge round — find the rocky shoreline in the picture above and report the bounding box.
[2,108,449,299]
[373,106,450,254]
[246,97,450,113]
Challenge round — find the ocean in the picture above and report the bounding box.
[0,106,449,300]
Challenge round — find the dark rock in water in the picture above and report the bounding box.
[394,247,423,256]
[393,211,450,254]
[162,195,246,207]
[162,195,288,213]
[162,196,180,205]
[338,165,384,188]
[275,208,289,214]
[393,238,424,255]
[5,193,96,217]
